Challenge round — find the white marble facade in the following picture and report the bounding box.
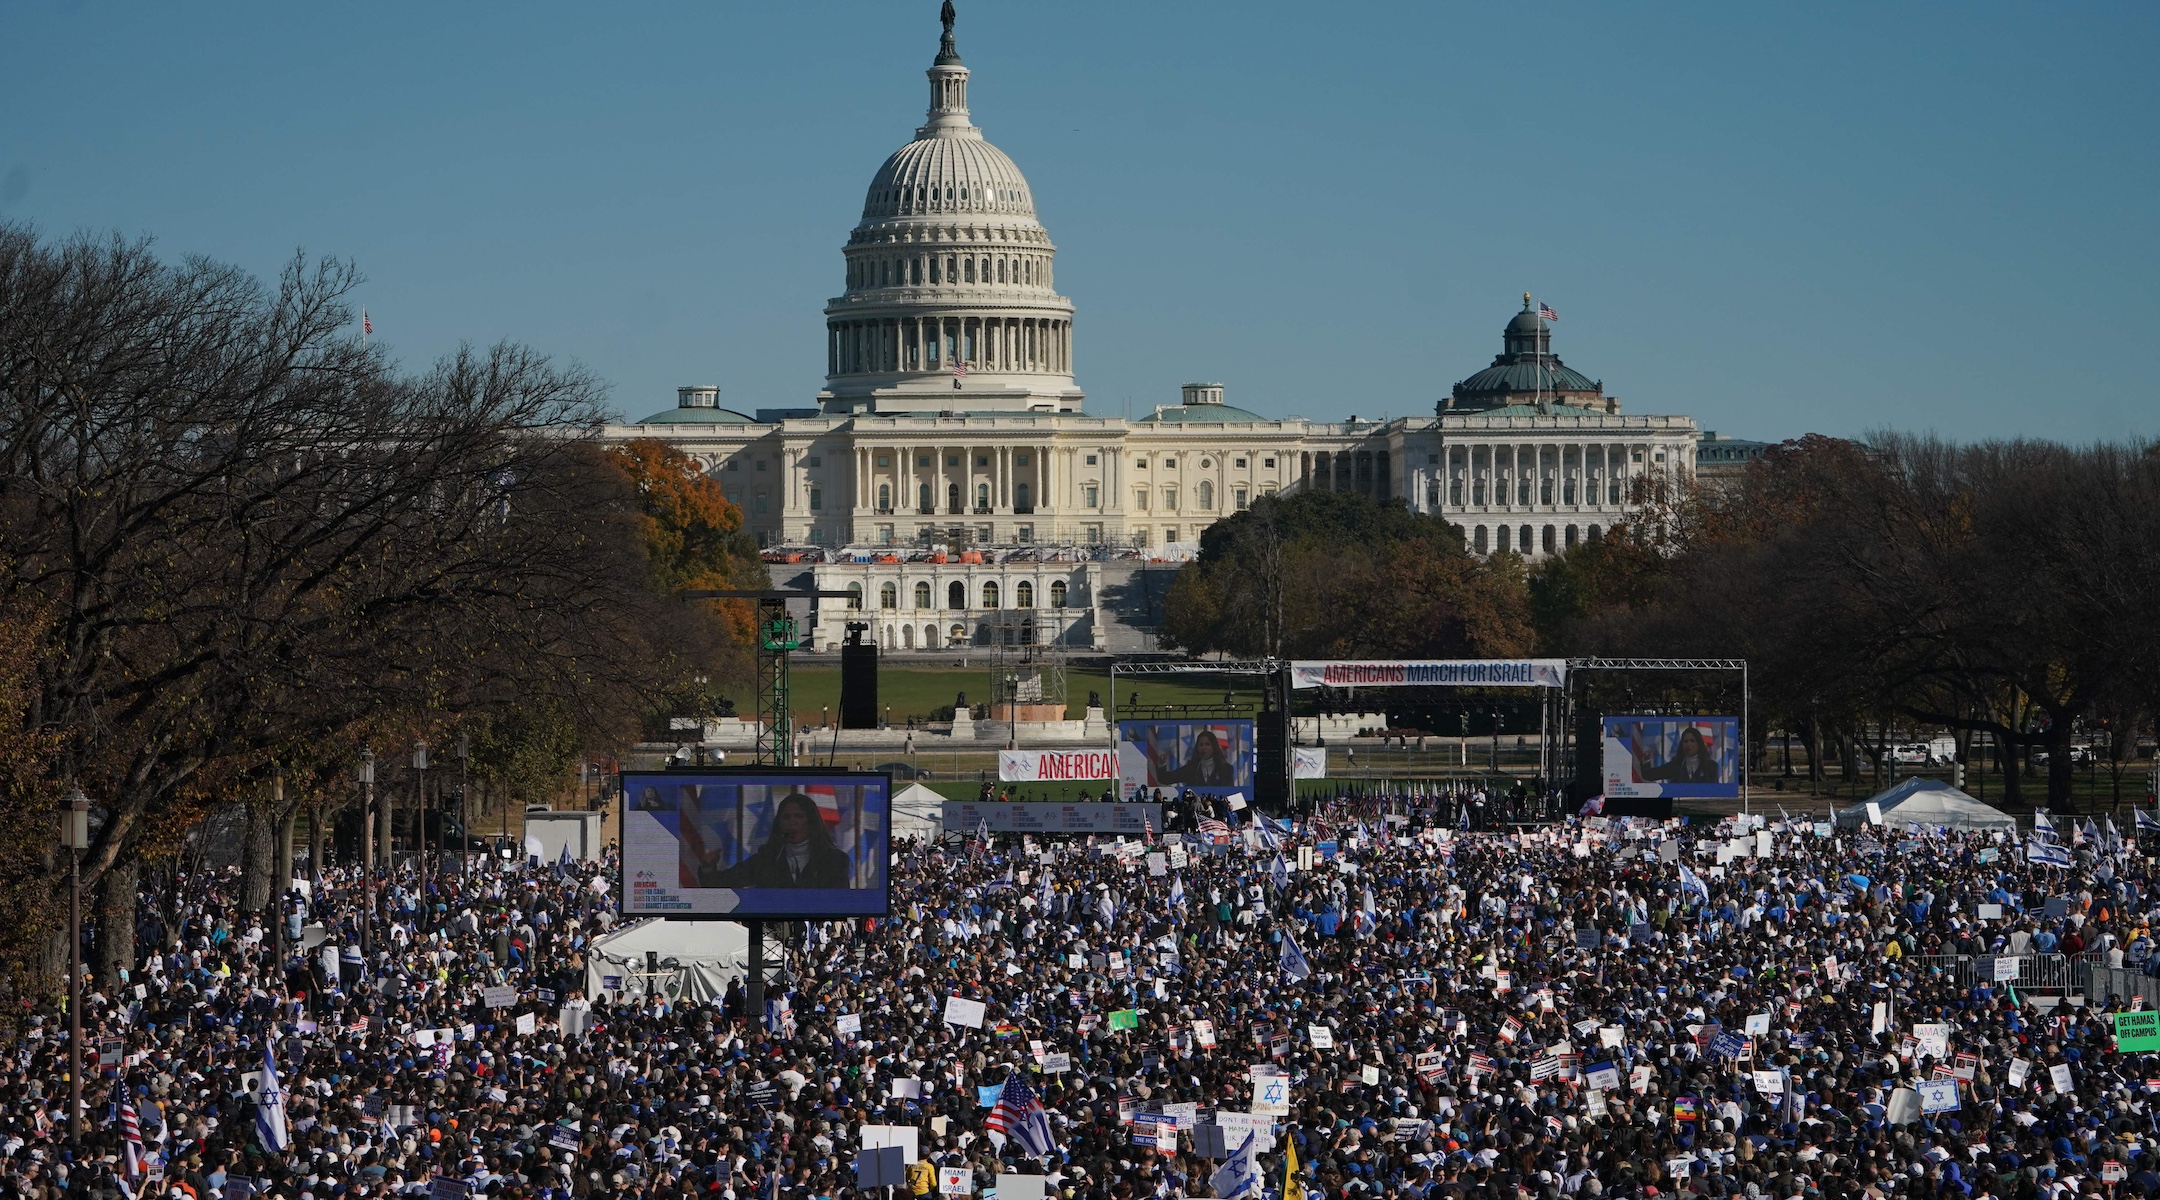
[596,8,1699,567]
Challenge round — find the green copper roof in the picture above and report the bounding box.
[1135,403,1271,424]
[635,405,759,425]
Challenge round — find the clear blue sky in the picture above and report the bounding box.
[6,2,2155,441]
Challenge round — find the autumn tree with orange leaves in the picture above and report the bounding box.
[603,439,770,645]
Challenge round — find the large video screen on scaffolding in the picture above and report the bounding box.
[1601,716,1741,800]
[620,771,891,918]
[1116,719,1255,802]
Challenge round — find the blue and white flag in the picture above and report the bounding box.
[255,1042,289,1152]
[555,844,575,879]
[1280,933,1313,982]
[2137,809,2160,835]
[1169,875,1186,910]
[1271,854,1291,893]
[2033,811,2059,842]
[1210,1132,1260,1200]
[2027,839,2072,869]
[985,1072,1059,1158]
[1677,864,1709,904]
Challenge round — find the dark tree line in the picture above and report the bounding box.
[0,226,757,995]
[1538,434,2160,809]
[1162,491,1533,659]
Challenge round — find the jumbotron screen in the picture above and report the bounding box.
[1115,719,1255,802]
[1601,716,1741,800]
[621,771,891,919]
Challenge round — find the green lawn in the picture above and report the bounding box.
[783,663,1260,724]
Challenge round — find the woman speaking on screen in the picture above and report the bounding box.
[705,792,853,889]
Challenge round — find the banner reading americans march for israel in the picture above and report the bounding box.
[1288,659,1569,689]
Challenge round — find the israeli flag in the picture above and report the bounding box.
[2027,839,2073,869]
[1169,875,1186,910]
[2033,811,2059,842]
[1677,864,1710,903]
[1280,933,1313,982]
[2137,809,2160,835]
[255,1042,289,1152]
[1271,854,1290,893]
[1210,1132,1260,1200]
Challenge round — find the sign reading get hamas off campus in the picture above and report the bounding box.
[1289,660,1569,689]
[2113,1010,2160,1053]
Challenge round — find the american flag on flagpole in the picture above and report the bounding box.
[1538,302,1558,321]
[361,308,372,337]
[984,1071,1058,1157]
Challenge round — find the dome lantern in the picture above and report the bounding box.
[818,3,1082,416]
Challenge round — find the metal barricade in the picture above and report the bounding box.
[1900,952,2083,992]
[2086,963,2160,1009]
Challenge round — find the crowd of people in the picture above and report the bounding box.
[10,790,2160,1200]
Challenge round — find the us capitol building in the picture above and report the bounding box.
[599,6,1724,651]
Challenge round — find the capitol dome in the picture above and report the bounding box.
[819,3,1080,416]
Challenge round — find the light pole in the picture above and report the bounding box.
[60,785,90,1143]
[358,748,375,962]
[456,733,470,875]
[412,741,429,930]
[268,767,285,964]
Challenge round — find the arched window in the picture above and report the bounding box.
[903,624,915,648]
[913,581,932,610]
[1015,580,1034,607]
[1565,525,1579,549]
[1497,526,1511,553]
[1473,525,1488,554]
[997,259,1007,282]
[948,581,966,609]
[1197,481,1214,510]
[1049,580,1068,608]
[918,483,932,513]
[1015,482,1031,511]
[1588,524,1603,543]
[946,482,960,512]
[878,483,891,511]
[965,259,975,282]
[923,624,938,649]
[846,583,863,610]
[982,581,1000,608]
[879,583,898,609]
[1542,525,1557,554]
[950,623,967,645]
[1520,524,1533,551]
[976,482,990,510]
[1021,618,1036,645]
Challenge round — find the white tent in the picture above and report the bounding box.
[585,918,748,1004]
[1833,778,2017,832]
[893,782,945,842]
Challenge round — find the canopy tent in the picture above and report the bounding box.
[1833,778,2017,832]
[893,782,945,842]
[585,918,748,1004]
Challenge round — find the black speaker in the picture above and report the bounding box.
[1256,711,1288,808]
[839,639,878,729]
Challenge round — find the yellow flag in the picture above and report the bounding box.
[1284,1139,1305,1200]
